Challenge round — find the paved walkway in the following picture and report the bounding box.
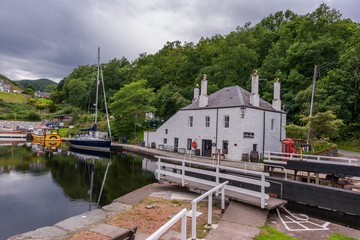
[113,143,265,172]
[206,201,268,240]
[9,182,268,240]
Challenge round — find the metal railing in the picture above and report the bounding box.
[264,151,358,166]
[146,208,188,240]
[155,156,270,208]
[191,181,228,240]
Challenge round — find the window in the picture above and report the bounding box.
[165,129,168,134]
[188,116,193,127]
[271,118,275,131]
[205,116,210,127]
[224,115,230,128]
[222,140,228,154]
[187,138,192,150]
[163,138,167,144]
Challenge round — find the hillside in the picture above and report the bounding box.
[0,92,28,104]
[16,78,58,91]
[0,75,23,92]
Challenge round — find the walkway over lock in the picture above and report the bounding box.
[264,151,360,177]
[155,155,286,210]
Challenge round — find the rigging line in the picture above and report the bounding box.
[316,62,338,77]
[317,60,338,71]
[318,60,338,70]
[317,63,337,73]
[317,64,337,74]
[318,56,338,67]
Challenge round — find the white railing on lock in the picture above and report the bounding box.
[146,208,188,240]
[191,180,228,240]
[264,151,358,166]
[155,156,270,209]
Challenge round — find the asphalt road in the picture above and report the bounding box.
[338,149,360,160]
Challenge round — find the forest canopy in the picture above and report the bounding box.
[54,3,360,139]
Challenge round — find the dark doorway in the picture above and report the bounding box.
[174,138,178,152]
[202,140,212,157]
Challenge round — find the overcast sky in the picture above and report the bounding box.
[0,0,358,82]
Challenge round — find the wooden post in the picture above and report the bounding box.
[315,172,319,185]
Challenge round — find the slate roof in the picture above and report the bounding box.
[181,85,284,112]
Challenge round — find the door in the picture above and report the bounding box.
[202,140,212,157]
[174,138,178,152]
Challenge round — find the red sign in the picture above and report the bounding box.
[191,141,198,149]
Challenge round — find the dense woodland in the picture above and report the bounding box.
[17,79,57,92]
[6,4,360,142]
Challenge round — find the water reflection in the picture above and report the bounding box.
[0,142,156,239]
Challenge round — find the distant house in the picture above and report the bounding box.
[53,114,73,123]
[0,80,11,92]
[144,71,286,161]
[3,84,10,92]
[35,91,50,98]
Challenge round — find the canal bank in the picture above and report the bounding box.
[111,142,266,171]
[9,179,360,240]
[8,143,360,239]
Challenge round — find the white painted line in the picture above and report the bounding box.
[277,208,330,232]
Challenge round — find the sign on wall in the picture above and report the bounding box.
[243,132,254,138]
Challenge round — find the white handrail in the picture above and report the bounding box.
[146,208,188,240]
[155,156,269,209]
[264,151,358,165]
[191,181,228,240]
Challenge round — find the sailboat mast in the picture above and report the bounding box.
[95,47,100,125]
[100,64,112,139]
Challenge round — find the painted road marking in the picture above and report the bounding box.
[277,207,330,232]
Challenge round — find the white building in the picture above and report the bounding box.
[0,80,11,92]
[144,70,286,161]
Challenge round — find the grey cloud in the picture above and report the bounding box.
[0,0,358,81]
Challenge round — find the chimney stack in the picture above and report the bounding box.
[193,84,199,103]
[199,74,208,107]
[250,70,260,107]
[272,78,281,111]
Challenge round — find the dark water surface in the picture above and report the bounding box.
[0,143,156,239]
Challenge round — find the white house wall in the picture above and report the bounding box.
[144,106,285,161]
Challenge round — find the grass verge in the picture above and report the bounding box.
[256,225,297,240]
[336,139,360,152]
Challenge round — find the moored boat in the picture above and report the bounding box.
[69,48,111,153]
[69,135,111,152]
[31,129,62,141]
[0,130,27,141]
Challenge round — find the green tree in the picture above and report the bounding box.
[153,83,190,121]
[109,79,156,139]
[301,111,343,143]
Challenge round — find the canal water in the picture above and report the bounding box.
[0,142,157,240]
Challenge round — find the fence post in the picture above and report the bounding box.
[191,201,197,240]
[181,213,187,240]
[157,157,161,181]
[182,160,185,187]
[261,174,265,209]
[208,194,213,226]
[221,186,226,214]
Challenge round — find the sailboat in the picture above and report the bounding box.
[69,48,112,153]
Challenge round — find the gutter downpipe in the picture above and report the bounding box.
[215,108,219,149]
[262,111,266,157]
[280,112,283,141]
